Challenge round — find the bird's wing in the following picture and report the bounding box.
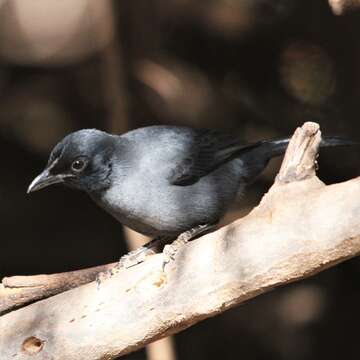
[169,129,260,185]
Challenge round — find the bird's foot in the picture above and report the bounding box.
[162,224,216,270]
[96,236,171,288]
[96,265,119,288]
[96,246,157,288]
[118,246,157,269]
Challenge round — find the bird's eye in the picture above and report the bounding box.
[71,159,87,172]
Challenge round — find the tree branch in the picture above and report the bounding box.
[0,263,115,315]
[0,122,359,360]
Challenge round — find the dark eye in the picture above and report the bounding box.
[71,159,87,172]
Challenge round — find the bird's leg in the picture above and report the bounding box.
[162,223,217,270]
[96,235,174,287]
[96,225,216,287]
[117,235,173,269]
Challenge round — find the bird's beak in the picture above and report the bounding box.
[27,169,66,193]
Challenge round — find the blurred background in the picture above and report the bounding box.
[0,0,359,359]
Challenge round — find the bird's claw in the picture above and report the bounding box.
[162,224,214,270]
[96,246,156,289]
[118,247,154,268]
[96,265,120,289]
[162,243,177,269]
[161,233,191,270]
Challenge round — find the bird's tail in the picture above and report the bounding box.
[238,136,358,184]
[264,136,359,158]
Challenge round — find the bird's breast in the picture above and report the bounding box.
[91,157,243,236]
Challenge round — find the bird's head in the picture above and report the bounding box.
[28,129,115,194]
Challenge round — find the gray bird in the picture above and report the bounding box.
[27,126,356,268]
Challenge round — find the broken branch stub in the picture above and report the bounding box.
[276,122,320,183]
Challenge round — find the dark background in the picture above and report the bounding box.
[0,0,359,359]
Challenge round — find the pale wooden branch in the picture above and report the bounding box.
[0,263,115,315]
[0,122,359,360]
[328,0,360,15]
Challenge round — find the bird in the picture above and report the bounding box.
[27,125,357,271]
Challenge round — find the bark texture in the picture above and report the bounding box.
[0,122,359,360]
